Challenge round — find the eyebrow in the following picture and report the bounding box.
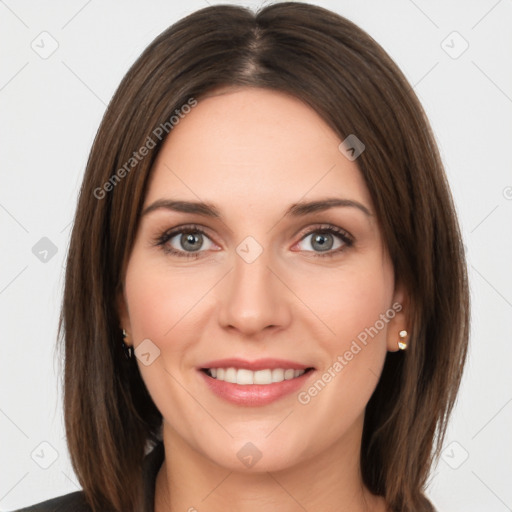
[142,197,372,218]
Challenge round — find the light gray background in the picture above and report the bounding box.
[1,1,511,510]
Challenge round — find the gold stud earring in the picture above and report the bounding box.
[398,330,408,350]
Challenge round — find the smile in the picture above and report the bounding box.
[203,367,311,385]
[197,358,316,406]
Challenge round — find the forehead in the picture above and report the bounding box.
[144,87,372,217]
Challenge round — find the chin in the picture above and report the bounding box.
[199,434,310,474]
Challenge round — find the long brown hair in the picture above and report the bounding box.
[58,3,470,511]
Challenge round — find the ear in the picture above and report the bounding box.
[386,281,410,352]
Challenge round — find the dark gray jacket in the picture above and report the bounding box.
[10,441,165,512]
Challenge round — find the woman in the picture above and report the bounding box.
[12,2,469,511]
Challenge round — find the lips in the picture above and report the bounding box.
[198,358,316,406]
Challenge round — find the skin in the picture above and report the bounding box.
[118,86,408,512]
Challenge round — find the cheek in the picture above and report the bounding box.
[290,273,391,444]
[297,256,393,349]
[333,270,392,347]
[296,253,393,399]
[123,254,207,420]
[124,255,211,342]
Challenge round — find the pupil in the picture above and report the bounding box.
[182,233,202,251]
[312,233,332,251]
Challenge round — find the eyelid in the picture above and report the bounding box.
[153,222,354,258]
[291,223,354,257]
[152,224,218,258]
[293,223,353,245]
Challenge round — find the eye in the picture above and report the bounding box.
[294,225,353,257]
[153,223,354,259]
[153,225,217,259]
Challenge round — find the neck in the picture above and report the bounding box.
[154,415,387,512]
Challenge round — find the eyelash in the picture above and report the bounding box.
[152,223,354,260]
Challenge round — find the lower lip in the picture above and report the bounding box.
[198,369,315,406]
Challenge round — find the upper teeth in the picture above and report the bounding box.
[208,367,306,385]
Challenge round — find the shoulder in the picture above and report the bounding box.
[8,490,93,512]
[9,440,165,512]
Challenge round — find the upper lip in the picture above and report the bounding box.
[199,358,314,371]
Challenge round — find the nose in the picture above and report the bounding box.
[217,246,292,337]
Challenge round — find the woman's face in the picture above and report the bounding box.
[119,87,407,472]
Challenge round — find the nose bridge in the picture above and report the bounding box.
[217,238,291,335]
